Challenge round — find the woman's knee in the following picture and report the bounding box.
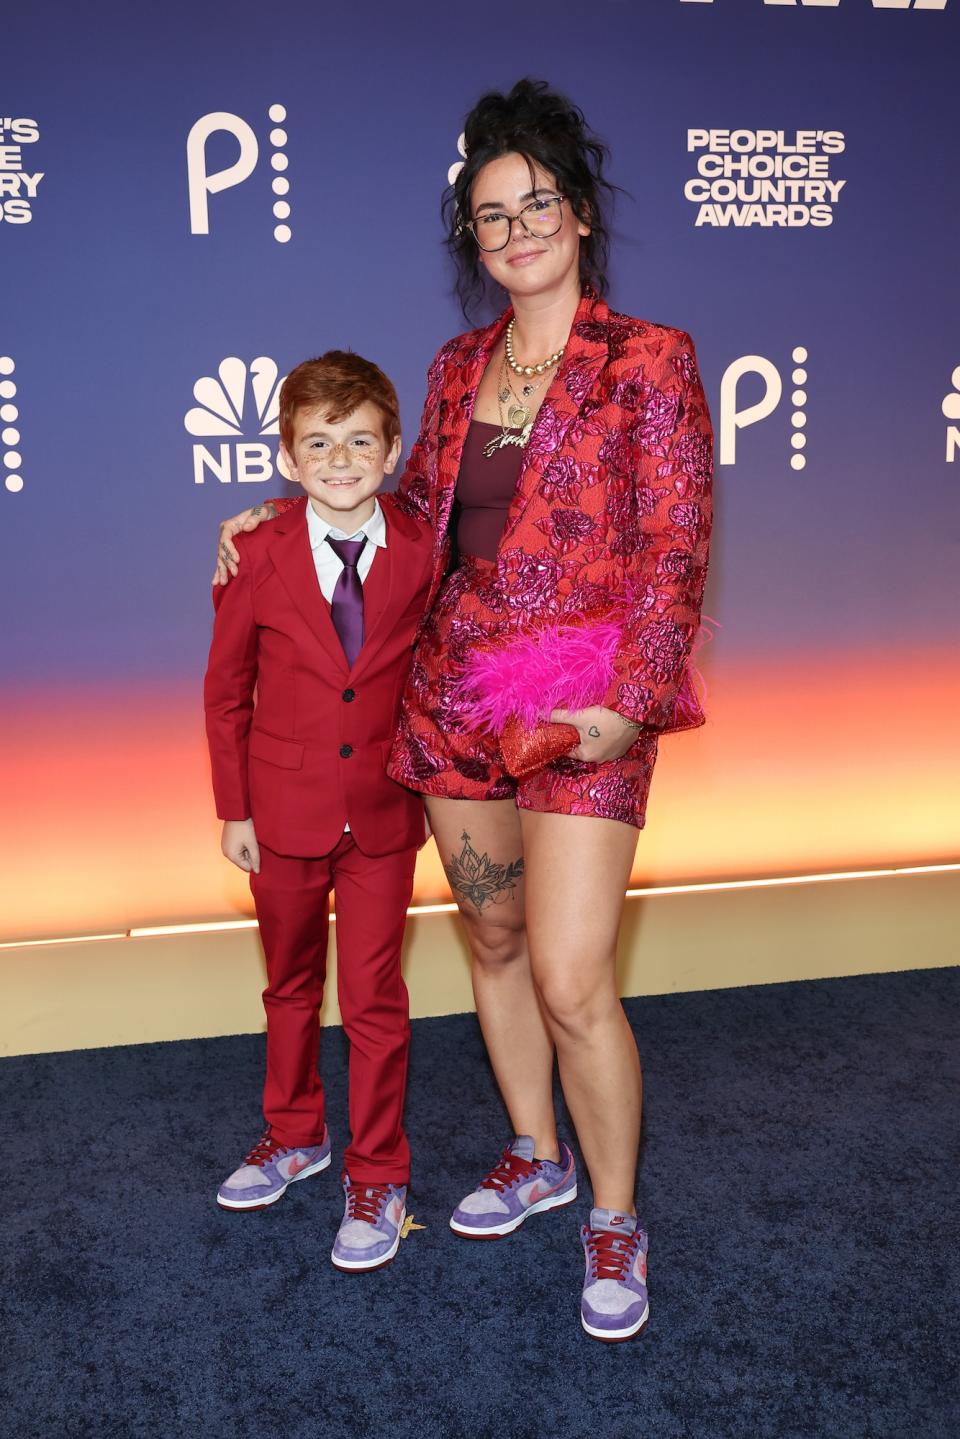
[460,907,527,973]
[534,964,620,1038]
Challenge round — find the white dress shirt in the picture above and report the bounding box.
[305,497,387,600]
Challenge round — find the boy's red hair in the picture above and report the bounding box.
[279,350,401,451]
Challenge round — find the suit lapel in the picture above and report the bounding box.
[352,499,431,679]
[501,289,610,546]
[353,534,393,668]
[434,290,611,551]
[266,501,349,676]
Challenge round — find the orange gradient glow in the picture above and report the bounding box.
[2,650,957,943]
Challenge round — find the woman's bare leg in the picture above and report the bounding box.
[519,809,642,1213]
[426,796,559,1160]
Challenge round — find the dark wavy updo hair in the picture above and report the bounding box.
[445,78,617,320]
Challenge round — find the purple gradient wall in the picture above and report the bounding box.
[2,0,958,940]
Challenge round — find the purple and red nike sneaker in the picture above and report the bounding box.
[331,1172,407,1272]
[579,1207,649,1342]
[216,1127,331,1210]
[449,1135,577,1238]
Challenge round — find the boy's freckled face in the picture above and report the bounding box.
[280,400,401,531]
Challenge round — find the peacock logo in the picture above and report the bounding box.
[185,356,290,484]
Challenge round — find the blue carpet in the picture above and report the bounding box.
[2,967,958,1439]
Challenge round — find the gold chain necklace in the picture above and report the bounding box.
[481,354,548,458]
[504,317,565,377]
[503,358,549,425]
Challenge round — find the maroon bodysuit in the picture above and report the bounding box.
[454,420,525,562]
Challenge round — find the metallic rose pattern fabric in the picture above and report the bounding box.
[382,289,713,819]
[390,556,660,829]
[388,287,714,737]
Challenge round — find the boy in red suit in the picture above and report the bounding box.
[204,352,432,1271]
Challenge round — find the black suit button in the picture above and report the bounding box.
[339,744,353,758]
[342,688,355,702]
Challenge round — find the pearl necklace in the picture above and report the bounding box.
[504,318,565,378]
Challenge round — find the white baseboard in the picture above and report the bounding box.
[2,868,956,1056]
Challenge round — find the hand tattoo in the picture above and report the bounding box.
[587,726,601,738]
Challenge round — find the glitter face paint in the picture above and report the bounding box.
[281,400,401,530]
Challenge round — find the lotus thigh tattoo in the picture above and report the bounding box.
[445,831,524,913]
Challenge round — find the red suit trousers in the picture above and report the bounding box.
[250,834,416,1184]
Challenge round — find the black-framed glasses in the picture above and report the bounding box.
[465,195,566,252]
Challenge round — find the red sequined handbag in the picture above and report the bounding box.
[458,620,624,779]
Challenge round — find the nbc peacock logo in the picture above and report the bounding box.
[185,356,290,484]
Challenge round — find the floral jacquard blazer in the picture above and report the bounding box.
[395,287,714,735]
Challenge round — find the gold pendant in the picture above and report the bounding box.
[482,421,534,457]
[481,429,509,458]
[507,404,530,428]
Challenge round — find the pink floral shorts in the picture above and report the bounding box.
[387,557,660,829]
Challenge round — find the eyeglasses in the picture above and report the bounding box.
[465,195,566,253]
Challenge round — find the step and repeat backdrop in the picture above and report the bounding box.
[2,0,958,941]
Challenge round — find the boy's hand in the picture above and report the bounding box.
[221,818,261,874]
[213,503,277,586]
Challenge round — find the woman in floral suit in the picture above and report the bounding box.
[217,79,712,1341]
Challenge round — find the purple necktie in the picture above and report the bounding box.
[326,535,367,667]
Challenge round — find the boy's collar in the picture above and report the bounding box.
[305,495,387,550]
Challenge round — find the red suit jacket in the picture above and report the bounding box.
[395,287,714,734]
[204,494,432,858]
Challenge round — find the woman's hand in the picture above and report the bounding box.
[213,503,277,586]
[549,705,643,763]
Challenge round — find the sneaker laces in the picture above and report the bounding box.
[479,1147,537,1194]
[583,1227,636,1282]
[242,1131,290,1168]
[345,1182,392,1225]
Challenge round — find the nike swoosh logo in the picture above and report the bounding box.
[527,1180,564,1204]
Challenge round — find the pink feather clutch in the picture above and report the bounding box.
[459,622,623,779]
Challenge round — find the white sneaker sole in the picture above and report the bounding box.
[581,1301,650,1342]
[216,1150,332,1211]
[449,1183,578,1239]
[330,1208,405,1271]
